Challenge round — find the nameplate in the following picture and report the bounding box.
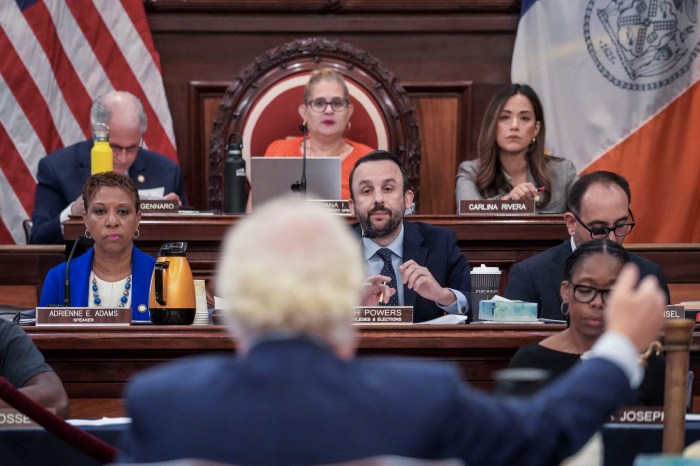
[140,200,179,213]
[610,406,664,424]
[35,307,131,326]
[353,306,413,324]
[664,305,686,319]
[306,199,351,215]
[0,408,53,429]
[459,199,535,215]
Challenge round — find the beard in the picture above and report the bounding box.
[358,203,403,239]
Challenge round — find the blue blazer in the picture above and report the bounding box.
[31,140,186,244]
[119,337,633,465]
[355,221,471,322]
[39,245,155,321]
[505,241,671,320]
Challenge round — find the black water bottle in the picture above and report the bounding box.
[223,141,248,213]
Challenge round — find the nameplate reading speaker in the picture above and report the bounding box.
[35,307,131,326]
[306,199,351,215]
[140,200,179,213]
[459,199,535,215]
[353,306,413,324]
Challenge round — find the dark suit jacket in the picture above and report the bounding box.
[355,221,471,322]
[505,240,671,320]
[118,337,633,466]
[30,140,185,244]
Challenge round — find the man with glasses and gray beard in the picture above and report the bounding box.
[30,91,185,244]
[505,171,669,320]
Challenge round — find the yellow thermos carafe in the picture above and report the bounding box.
[149,242,196,325]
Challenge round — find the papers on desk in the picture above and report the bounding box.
[417,314,468,325]
[67,417,131,426]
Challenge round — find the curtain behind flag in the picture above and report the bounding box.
[512,0,700,243]
[0,0,177,244]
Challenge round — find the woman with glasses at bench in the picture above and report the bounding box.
[509,238,665,406]
[265,68,374,200]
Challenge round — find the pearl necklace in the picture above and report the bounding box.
[91,271,131,307]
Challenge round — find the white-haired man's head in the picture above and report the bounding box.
[216,197,365,356]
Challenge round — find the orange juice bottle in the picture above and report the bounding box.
[91,123,113,174]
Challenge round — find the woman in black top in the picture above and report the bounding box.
[509,239,665,406]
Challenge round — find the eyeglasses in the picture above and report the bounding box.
[307,98,349,113]
[572,209,636,239]
[110,141,142,155]
[569,283,611,305]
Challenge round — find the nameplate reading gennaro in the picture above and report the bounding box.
[140,200,179,213]
[353,306,413,324]
[306,199,351,215]
[459,199,535,215]
[35,307,132,326]
[610,406,664,424]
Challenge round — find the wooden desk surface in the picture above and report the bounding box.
[24,323,700,420]
[26,323,562,418]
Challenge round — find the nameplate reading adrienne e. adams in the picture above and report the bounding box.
[35,307,131,326]
[459,199,535,215]
[353,306,413,324]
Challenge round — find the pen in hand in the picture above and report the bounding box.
[378,281,388,305]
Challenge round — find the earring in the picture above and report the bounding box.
[84,228,92,239]
[133,229,140,239]
[560,302,569,316]
[531,136,537,145]
[346,121,352,131]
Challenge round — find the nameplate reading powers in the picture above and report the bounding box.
[35,307,131,326]
[459,199,535,215]
[353,306,413,324]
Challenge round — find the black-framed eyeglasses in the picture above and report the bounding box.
[110,141,142,155]
[572,209,635,239]
[570,283,611,305]
[307,98,349,113]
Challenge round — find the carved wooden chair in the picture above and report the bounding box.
[208,37,421,210]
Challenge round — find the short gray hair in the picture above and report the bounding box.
[216,197,365,349]
[90,91,147,135]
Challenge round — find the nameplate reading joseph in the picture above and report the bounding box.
[353,306,413,324]
[35,307,132,326]
[610,407,664,424]
[459,199,535,215]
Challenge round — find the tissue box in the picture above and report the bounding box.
[478,300,538,322]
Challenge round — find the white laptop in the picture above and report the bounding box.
[250,157,342,209]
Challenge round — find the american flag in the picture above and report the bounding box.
[0,0,177,244]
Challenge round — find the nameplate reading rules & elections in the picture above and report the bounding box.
[353,306,413,324]
[35,307,131,326]
[459,199,535,215]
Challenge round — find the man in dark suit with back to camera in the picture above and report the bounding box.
[349,150,470,322]
[505,171,670,320]
[30,91,185,244]
[118,196,665,465]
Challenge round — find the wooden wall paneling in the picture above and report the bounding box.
[144,1,521,13]
[406,82,472,214]
[148,7,519,211]
[188,82,231,209]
